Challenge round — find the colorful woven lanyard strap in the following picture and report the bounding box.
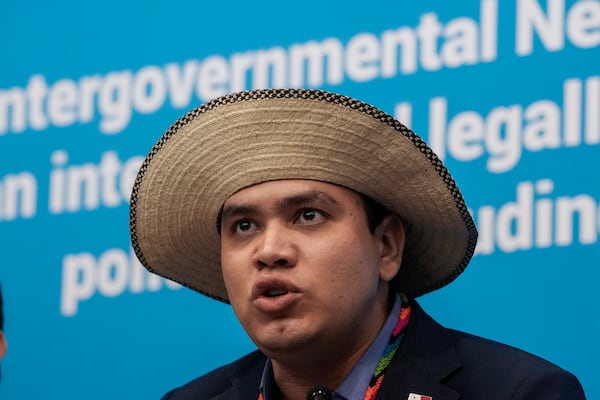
[364,294,411,400]
[258,295,412,400]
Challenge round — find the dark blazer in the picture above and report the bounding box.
[162,302,586,399]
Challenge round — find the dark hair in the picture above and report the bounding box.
[359,193,391,233]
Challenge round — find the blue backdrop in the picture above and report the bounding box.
[1,0,598,398]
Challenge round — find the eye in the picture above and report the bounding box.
[296,208,325,224]
[235,219,256,233]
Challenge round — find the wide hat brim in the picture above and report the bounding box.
[130,89,478,302]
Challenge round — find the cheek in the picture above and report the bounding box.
[222,263,253,326]
[311,235,380,294]
[220,252,250,302]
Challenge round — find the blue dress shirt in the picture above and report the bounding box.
[259,294,402,400]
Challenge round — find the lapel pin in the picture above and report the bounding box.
[408,393,432,400]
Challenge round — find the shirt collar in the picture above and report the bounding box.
[259,294,402,400]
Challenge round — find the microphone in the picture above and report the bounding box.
[306,384,332,400]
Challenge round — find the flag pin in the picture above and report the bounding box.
[408,393,432,400]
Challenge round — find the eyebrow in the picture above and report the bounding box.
[220,190,343,222]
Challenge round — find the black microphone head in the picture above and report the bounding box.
[306,384,332,400]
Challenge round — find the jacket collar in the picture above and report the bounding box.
[214,301,462,400]
[211,351,265,400]
[378,301,461,400]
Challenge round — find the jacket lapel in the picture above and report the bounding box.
[211,302,462,400]
[377,301,462,400]
[212,351,266,400]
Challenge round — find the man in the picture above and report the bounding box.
[130,89,585,399]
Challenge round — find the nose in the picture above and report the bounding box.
[253,222,297,269]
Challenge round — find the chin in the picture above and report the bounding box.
[254,326,317,355]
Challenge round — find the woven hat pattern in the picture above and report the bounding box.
[130,89,478,302]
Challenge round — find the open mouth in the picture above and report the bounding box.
[252,279,300,312]
[264,289,289,298]
[252,279,297,300]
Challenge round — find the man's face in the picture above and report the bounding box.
[220,180,403,363]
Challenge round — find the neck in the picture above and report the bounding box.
[270,289,395,400]
[270,340,368,400]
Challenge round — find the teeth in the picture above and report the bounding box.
[265,289,288,297]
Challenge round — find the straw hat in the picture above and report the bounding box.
[129,88,478,302]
